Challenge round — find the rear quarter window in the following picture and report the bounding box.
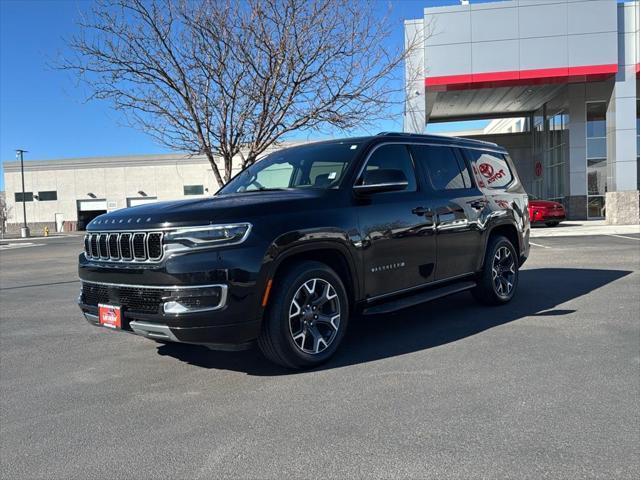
[467,150,513,189]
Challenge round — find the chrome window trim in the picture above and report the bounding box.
[353,181,409,191]
[353,141,508,189]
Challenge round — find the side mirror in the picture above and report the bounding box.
[353,168,409,195]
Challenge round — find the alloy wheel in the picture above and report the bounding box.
[492,246,516,297]
[288,278,341,355]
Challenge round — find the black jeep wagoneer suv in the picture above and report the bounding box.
[79,133,530,369]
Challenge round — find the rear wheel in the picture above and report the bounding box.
[258,261,349,369]
[472,235,519,305]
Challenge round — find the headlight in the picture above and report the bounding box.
[164,223,251,248]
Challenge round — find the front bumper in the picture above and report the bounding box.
[530,210,566,223]
[78,245,265,349]
[80,305,259,350]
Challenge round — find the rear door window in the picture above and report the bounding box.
[466,150,514,189]
[410,144,470,191]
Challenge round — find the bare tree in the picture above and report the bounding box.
[62,0,422,186]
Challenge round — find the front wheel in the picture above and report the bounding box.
[472,235,519,305]
[257,261,349,369]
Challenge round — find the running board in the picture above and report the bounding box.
[362,281,477,315]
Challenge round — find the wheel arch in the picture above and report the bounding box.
[263,241,361,311]
[481,221,522,269]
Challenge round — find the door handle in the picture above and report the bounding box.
[469,199,488,210]
[412,206,432,217]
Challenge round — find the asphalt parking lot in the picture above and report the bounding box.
[1,233,639,479]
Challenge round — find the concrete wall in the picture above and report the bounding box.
[422,0,618,82]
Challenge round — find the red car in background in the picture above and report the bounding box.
[528,195,566,227]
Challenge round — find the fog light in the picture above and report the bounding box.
[162,285,228,314]
[163,301,190,314]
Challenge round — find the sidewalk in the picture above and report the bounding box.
[530,220,640,238]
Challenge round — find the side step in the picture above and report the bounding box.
[362,281,477,316]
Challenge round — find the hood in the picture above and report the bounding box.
[87,189,330,231]
[529,199,564,209]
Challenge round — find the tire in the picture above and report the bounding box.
[472,235,519,306]
[257,260,349,369]
[545,221,559,227]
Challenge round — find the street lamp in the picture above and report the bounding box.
[15,149,29,238]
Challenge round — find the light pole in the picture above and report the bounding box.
[15,149,29,238]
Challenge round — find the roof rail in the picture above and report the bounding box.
[375,131,498,147]
[376,132,403,136]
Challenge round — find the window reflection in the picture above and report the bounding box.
[586,101,607,218]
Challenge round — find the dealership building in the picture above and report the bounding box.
[405,0,640,223]
[3,0,640,233]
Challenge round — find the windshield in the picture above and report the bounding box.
[218,142,362,194]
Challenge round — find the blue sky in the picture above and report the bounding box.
[0,0,494,190]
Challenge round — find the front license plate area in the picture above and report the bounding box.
[99,304,122,329]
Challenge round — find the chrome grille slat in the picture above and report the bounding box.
[133,233,146,259]
[84,230,163,263]
[120,233,132,260]
[147,232,163,260]
[90,234,99,258]
[98,234,109,259]
[84,234,91,257]
[108,233,120,260]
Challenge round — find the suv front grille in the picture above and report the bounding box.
[81,282,163,314]
[84,231,163,262]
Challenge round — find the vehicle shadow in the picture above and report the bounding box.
[156,268,631,376]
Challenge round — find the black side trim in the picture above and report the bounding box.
[362,280,476,315]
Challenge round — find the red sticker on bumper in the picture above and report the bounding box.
[99,304,121,329]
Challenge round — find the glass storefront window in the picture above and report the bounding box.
[586,103,606,137]
[588,196,606,218]
[587,158,607,195]
[545,110,567,203]
[586,101,607,218]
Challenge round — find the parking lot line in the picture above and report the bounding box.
[607,234,640,241]
[0,242,45,250]
[529,241,551,249]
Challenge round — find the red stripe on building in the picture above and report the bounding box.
[425,64,618,91]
